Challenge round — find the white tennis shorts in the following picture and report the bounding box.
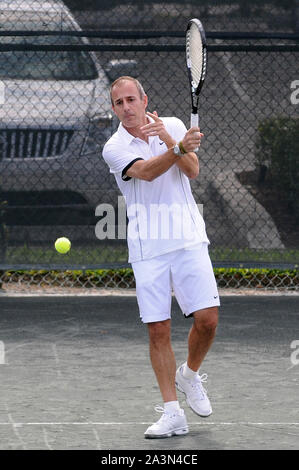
[132,242,220,323]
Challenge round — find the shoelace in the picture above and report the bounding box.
[189,373,208,400]
[154,405,165,414]
[154,405,178,420]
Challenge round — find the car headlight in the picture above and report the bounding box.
[80,114,113,156]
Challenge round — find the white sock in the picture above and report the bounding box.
[164,401,180,413]
[182,362,198,380]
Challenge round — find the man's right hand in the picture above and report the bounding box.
[181,127,204,153]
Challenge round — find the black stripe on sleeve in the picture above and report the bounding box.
[121,157,144,181]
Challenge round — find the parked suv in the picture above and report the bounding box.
[0,0,119,231]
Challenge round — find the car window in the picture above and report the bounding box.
[0,20,98,80]
[0,50,98,80]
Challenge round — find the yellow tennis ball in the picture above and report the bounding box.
[55,237,71,254]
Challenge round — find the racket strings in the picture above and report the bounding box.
[186,26,204,87]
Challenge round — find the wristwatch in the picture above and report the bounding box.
[173,143,184,157]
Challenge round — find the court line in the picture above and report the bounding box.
[5,406,27,450]
[52,343,63,379]
[42,427,53,450]
[0,422,298,426]
[91,424,102,450]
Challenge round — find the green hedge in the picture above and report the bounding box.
[255,116,299,218]
[2,268,298,289]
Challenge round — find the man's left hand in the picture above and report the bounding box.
[140,111,174,147]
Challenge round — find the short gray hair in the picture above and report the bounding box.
[110,76,146,105]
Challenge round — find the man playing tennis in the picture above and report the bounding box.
[102,76,220,439]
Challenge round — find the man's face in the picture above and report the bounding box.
[111,80,148,129]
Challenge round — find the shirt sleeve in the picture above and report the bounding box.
[102,142,144,181]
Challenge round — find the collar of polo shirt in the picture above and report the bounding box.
[118,115,155,145]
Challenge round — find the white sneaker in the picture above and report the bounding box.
[144,405,189,439]
[175,364,212,417]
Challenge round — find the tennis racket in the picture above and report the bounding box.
[186,18,207,149]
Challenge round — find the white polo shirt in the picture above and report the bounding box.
[102,116,209,263]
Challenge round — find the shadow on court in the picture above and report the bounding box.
[0,294,298,450]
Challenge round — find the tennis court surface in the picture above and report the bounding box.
[0,293,298,450]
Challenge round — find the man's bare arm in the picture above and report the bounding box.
[125,149,180,182]
[175,152,199,179]
[141,111,202,179]
[125,111,202,182]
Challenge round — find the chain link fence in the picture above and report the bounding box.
[2,0,298,33]
[0,0,298,292]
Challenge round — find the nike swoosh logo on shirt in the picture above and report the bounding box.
[159,141,164,145]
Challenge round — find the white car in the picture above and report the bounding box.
[0,0,119,229]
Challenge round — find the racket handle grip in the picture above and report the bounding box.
[190,112,199,152]
[190,112,199,128]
